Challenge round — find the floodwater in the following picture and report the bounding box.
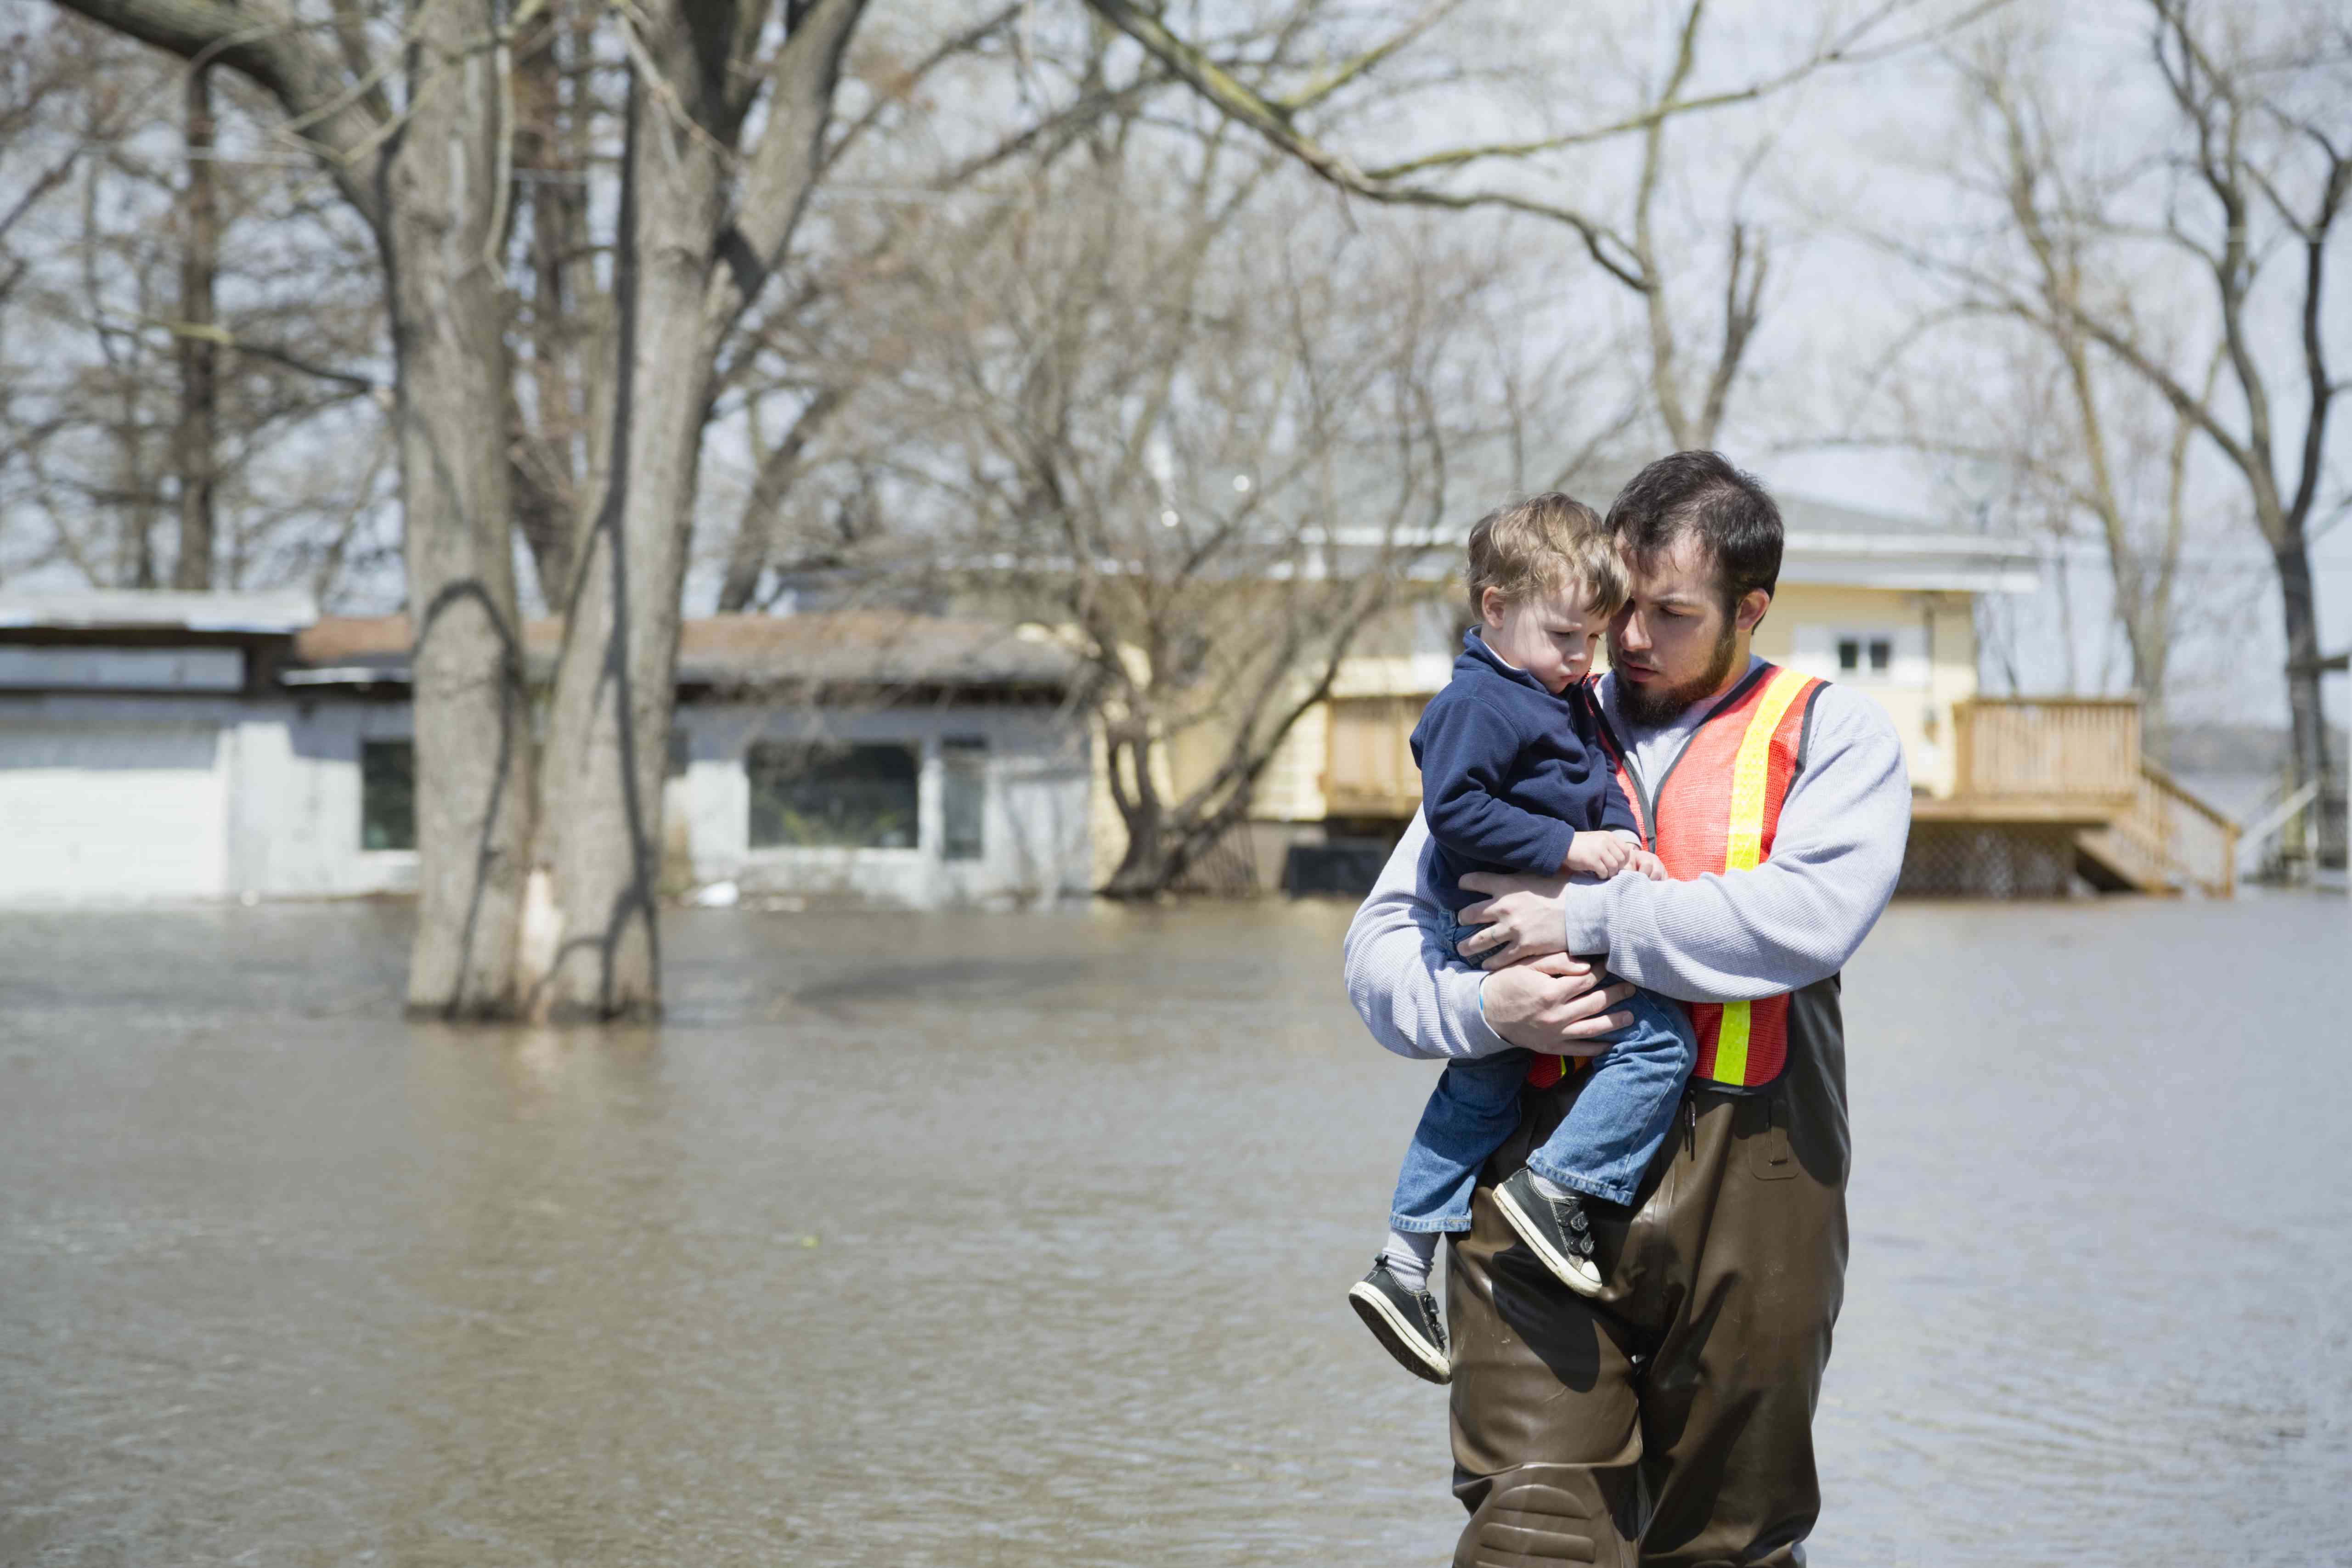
[2,895,2347,1567]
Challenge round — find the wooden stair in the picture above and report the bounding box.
[2076,822,2167,894]
[1935,700,2241,898]
[2073,761,2239,897]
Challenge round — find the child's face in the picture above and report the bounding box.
[1482,581,1604,694]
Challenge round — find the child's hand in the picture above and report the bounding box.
[1630,850,1668,882]
[1562,833,1633,880]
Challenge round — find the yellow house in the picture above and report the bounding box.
[1228,491,2041,885]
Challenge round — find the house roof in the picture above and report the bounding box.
[285,610,1075,692]
[1749,490,2034,593]
[1315,476,2041,596]
[0,588,318,634]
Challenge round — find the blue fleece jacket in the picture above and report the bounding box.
[1410,629,1638,917]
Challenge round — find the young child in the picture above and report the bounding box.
[1347,492,1697,1385]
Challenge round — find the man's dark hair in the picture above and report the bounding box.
[1604,450,1782,614]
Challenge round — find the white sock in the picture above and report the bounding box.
[1381,1228,1440,1294]
[1529,1172,1580,1205]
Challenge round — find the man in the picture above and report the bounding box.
[1343,451,1911,1566]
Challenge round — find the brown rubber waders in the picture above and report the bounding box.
[1444,977,1852,1568]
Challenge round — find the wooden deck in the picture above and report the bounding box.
[1910,698,2238,897]
[1909,796,2119,826]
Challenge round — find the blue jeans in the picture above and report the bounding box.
[1389,947,1696,1229]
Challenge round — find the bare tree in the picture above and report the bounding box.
[1075,0,1959,451]
[1856,31,2221,727]
[0,17,387,596]
[2124,0,2348,861]
[33,0,1241,1015]
[1623,3,1773,452]
[1906,2,2346,855]
[37,0,887,1017]
[892,133,1540,893]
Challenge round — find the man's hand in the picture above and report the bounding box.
[1562,832,1634,880]
[1630,849,1668,881]
[1454,870,1570,967]
[1480,953,1633,1053]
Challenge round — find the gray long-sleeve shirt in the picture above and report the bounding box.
[1342,660,1912,1063]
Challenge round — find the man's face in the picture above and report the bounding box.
[1607,532,1765,726]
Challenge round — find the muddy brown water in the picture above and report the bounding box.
[3,896,2347,1565]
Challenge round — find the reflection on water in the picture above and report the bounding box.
[3,896,2347,1564]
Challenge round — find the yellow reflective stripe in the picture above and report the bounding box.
[1709,669,1808,1086]
[1724,668,1810,874]
[1715,1001,1751,1083]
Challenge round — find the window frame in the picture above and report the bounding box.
[745,738,923,853]
[1799,623,1925,687]
[359,737,417,853]
[940,736,989,863]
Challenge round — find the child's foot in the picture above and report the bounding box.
[1494,1168,1604,1296]
[1348,1259,1450,1384]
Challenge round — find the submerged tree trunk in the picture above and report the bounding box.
[525,0,865,1017]
[45,0,536,1015]
[58,0,866,1018]
[528,74,715,1019]
[390,0,535,1017]
[1101,734,1169,898]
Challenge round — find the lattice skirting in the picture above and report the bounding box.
[1165,818,1261,896]
[1898,822,2083,898]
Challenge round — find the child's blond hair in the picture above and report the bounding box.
[1463,492,1627,623]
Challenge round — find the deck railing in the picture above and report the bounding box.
[1952,697,2143,801]
[1953,697,2239,896]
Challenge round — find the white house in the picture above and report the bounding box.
[0,593,1091,908]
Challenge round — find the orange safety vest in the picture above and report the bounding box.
[1528,662,1825,1095]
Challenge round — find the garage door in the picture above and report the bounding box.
[0,723,228,899]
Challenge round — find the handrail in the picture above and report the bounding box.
[2103,761,2239,898]
[2137,757,2240,833]
[2234,778,2320,878]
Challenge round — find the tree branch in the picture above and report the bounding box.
[1076,0,1646,287]
[45,0,390,230]
[1276,0,1459,114]
[700,0,870,355]
[141,314,383,393]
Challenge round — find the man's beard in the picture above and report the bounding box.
[1614,615,1742,728]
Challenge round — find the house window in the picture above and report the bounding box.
[361,739,416,851]
[747,741,919,849]
[1837,636,1894,677]
[1795,623,1924,687]
[942,737,987,862]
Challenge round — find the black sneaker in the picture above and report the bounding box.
[1493,1168,1604,1296]
[1348,1259,1450,1384]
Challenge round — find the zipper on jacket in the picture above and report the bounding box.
[1682,1097,1697,1158]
